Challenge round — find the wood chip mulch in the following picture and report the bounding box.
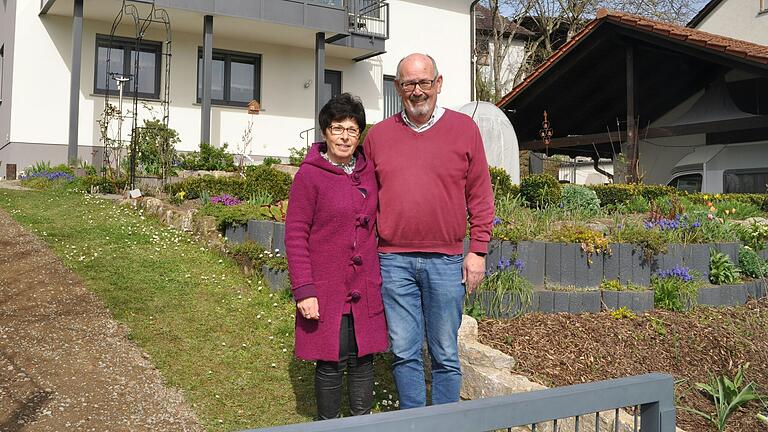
[478,299,768,432]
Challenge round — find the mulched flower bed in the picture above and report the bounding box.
[478,298,768,432]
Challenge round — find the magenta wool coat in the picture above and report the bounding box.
[285,142,388,362]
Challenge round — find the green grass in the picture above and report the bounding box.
[0,189,397,430]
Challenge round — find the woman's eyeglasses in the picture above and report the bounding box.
[328,125,361,137]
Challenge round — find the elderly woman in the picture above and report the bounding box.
[285,93,387,420]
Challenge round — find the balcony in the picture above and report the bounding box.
[41,0,387,60]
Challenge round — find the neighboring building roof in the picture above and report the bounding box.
[497,8,768,108]
[686,0,725,28]
[474,4,535,38]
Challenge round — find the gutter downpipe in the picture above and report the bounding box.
[470,0,480,101]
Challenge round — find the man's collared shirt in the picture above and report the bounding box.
[401,106,444,133]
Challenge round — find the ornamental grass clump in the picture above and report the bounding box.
[652,265,701,312]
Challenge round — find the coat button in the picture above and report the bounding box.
[350,291,361,301]
[352,255,363,265]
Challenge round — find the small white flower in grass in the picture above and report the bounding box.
[271,363,276,368]
[282,348,287,352]
[267,319,272,323]
[269,336,274,340]
[242,344,247,348]
[372,391,376,396]
[221,342,226,346]
[273,303,278,307]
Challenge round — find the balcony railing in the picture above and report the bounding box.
[242,373,676,432]
[347,0,389,39]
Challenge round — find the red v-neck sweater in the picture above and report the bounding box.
[363,109,494,255]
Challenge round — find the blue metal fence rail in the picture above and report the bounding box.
[243,373,675,432]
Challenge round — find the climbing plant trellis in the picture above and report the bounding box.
[100,0,172,189]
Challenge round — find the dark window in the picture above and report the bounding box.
[724,169,768,194]
[94,35,162,98]
[358,0,381,19]
[383,75,402,118]
[197,48,261,107]
[668,173,702,193]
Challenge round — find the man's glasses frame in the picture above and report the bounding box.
[398,79,437,92]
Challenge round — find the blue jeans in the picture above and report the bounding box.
[379,252,465,408]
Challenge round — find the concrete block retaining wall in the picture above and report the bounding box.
[218,219,768,315]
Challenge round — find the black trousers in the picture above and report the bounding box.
[315,314,374,420]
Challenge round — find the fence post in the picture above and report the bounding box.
[640,376,675,432]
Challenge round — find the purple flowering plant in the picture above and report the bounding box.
[210,194,242,206]
[21,171,75,182]
[643,213,707,245]
[477,255,533,317]
[652,265,702,312]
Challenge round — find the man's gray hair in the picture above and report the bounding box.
[395,54,439,81]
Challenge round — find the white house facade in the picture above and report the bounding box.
[688,0,768,45]
[0,0,474,177]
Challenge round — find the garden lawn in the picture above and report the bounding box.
[0,189,396,431]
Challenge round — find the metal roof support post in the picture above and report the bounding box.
[201,15,213,146]
[67,0,83,165]
[315,32,326,142]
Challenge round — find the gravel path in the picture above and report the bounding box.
[0,207,203,431]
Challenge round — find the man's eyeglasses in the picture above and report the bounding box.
[328,125,360,137]
[399,79,436,92]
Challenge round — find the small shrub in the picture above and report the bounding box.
[652,266,701,311]
[561,184,601,217]
[74,175,127,194]
[167,165,292,202]
[624,194,650,213]
[136,119,179,178]
[489,166,514,199]
[589,184,677,207]
[179,142,236,172]
[738,246,768,279]
[197,203,269,229]
[288,147,307,166]
[242,165,293,202]
[520,174,561,209]
[709,250,740,285]
[261,156,282,167]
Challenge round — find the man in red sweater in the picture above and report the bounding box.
[363,53,494,408]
